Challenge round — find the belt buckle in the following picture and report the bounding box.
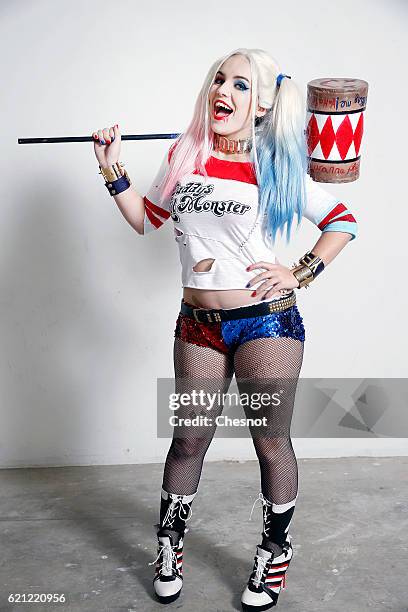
[192,308,201,323]
[208,310,222,323]
[192,308,221,323]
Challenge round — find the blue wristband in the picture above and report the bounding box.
[105,174,131,196]
[313,260,325,277]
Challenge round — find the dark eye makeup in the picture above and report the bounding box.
[213,76,249,91]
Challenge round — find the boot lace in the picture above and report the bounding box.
[162,495,194,529]
[248,492,272,538]
[251,554,269,587]
[148,540,178,576]
[148,494,193,572]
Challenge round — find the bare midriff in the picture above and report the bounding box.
[182,287,272,310]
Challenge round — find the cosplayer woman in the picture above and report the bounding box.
[92,48,357,610]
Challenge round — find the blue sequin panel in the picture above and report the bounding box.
[220,305,305,350]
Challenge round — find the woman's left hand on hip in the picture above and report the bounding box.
[245,260,300,299]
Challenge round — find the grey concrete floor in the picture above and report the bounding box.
[0,457,407,612]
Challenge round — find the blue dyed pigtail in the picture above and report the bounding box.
[254,76,309,247]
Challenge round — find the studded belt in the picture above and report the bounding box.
[180,291,296,324]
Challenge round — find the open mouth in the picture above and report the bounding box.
[213,100,234,121]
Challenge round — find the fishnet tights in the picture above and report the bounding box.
[162,336,304,505]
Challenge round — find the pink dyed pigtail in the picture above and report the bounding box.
[157,51,237,205]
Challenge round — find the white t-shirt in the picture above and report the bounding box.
[143,144,357,291]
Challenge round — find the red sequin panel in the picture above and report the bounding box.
[174,313,229,354]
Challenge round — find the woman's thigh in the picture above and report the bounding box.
[172,337,234,441]
[233,337,304,436]
[173,336,234,380]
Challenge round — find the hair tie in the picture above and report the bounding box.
[276,73,291,88]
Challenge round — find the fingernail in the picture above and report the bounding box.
[100,139,105,144]
[246,267,250,271]
[111,136,115,141]
[106,140,111,144]
[115,124,118,128]
[261,296,266,300]
[251,291,256,297]
[245,282,250,288]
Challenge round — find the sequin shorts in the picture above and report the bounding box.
[174,298,305,354]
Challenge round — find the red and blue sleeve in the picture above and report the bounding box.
[303,174,358,241]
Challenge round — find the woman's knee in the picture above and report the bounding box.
[254,436,295,464]
[169,436,211,460]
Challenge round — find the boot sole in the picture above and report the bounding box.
[241,599,277,611]
[155,589,182,604]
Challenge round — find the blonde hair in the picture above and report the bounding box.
[159,48,308,245]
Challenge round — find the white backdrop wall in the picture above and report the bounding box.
[1,0,407,468]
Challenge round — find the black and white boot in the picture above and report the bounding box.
[148,488,196,604]
[241,536,293,611]
[149,525,188,603]
[241,492,295,610]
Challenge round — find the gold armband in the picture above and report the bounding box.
[290,251,325,289]
[98,161,128,183]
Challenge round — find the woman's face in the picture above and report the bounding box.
[209,54,259,140]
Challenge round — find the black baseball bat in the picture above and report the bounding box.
[18,133,181,145]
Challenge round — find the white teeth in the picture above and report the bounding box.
[215,102,232,113]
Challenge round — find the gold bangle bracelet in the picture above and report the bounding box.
[291,263,314,289]
[98,161,126,183]
[291,250,326,289]
[299,251,324,276]
[290,250,321,289]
